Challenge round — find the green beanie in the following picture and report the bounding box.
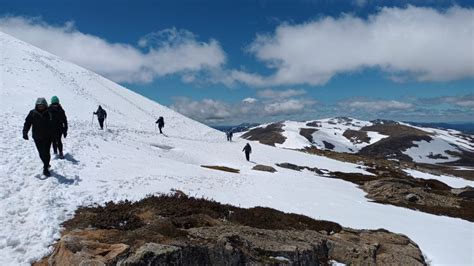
[51,96,59,104]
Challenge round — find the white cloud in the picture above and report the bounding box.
[264,99,312,115]
[421,94,474,109]
[170,97,233,123]
[229,6,474,87]
[257,88,306,99]
[0,16,226,83]
[242,97,258,104]
[346,100,414,111]
[171,94,315,124]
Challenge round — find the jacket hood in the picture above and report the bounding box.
[35,97,48,106]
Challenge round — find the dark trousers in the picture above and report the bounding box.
[98,118,105,129]
[158,126,163,134]
[34,138,52,170]
[52,132,63,154]
[245,152,250,161]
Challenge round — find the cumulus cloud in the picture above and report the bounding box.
[170,97,233,123]
[170,91,315,124]
[228,6,474,87]
[242,97,258,104]
[0,16,226,83]
[257,88,306,99]
[264,99,313,115]
[419,94,474,109]
[345,100,414,111]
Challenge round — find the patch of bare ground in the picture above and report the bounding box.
[358,134,432,161]
[343,129,370,144]
[241,122,286,146]
[361,123,431,137]
[201,165,240,173]
[36,193,426,265]
[300,128,318,143]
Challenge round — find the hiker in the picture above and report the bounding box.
[242,143,252,161]
[156,116,165,134]
[226,131,230,141]
[229,131,233,142]
[93,105,107,130]
[23,98,53,177]
[49,96,68,159]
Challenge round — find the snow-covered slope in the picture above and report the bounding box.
[0,31,220,140]
[242,117,474,165]
[1,32,473,265]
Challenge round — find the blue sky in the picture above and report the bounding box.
[1,0,473,124]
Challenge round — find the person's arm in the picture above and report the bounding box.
[104,110,107,119]
[62,109,68,136]
[22,111,33,139]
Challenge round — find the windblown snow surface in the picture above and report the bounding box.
[0,32,473,265]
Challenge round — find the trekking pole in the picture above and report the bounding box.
[105,119,108,129]
[91,114,94,128]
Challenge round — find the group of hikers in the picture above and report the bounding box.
[23,97,253,177]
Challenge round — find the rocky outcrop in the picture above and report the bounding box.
[252,164,277,173]
[37,194,426,266]
[46,232,129,265]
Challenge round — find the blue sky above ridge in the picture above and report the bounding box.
[0,0,473,124]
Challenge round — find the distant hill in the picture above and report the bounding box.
[405,122,474,135]
[212,123,260,133]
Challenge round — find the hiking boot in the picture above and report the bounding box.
[43,168,51,177]
[59,152,64,159]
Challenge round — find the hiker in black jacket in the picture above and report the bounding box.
[156,116,165,134]
[242,143,252,161]
[93,105,107,130]
[49,96,68,159]
[23,98,53,177]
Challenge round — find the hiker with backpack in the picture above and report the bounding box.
[156,116,165,134]
[93,105,107,130]
[242,143,252,161]
[226,131,233,142]
[23,98,53,177]
[49,96,68,159]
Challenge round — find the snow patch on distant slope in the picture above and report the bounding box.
[403,138,460,164]
[404,169,474,188]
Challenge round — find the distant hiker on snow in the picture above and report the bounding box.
[242,143,252,161]
[23,98,53,177]
[49,96,68,159]
[93,105,107,130]
[156,116,165,134]
[226,131,233,142]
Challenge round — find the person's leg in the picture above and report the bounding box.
[159,126,163,134]
[99,119,104,129]
[35,139,51,171]
[34,139,46,164]
[52,136,58,154]
[245,152,250,161]
[57,134,63,158]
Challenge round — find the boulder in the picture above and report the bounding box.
[405,193,420,202]
[452,186,474,199]
[252,164,277,173]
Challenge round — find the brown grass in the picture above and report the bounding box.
[299,128,318,143]
[201,165,240,173]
